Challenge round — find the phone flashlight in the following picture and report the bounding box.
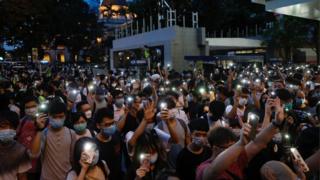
[127,96,133,103]
[199,87,206,94]
[284,134,290,139]
[160,102,167,110]
[88,85,94,91]
[248,112,259,140]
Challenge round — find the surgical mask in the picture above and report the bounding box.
[192,136,205,147]
[111,83,117,87]
[25,107,37,116]
[295,98,305,107]
[186,94,193,102]
[0,129,16,144]
[150,153,158,164]
[102,125,116,137]
[73,122,87,133]
[239,98,248,106]
[85,110,92,119]
[49,117,65,129]
[115,98,124,107]
[139,103,144,109]
[284,103,293,112]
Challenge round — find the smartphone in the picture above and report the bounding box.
[270,91,277,99]
[83,143,95,164]
[290,147,310,172]
[140,153,151,165]
[247,112,259,140]
[160,102,167,111]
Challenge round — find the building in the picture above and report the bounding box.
[252,0,320,21]
[252,0,320,63]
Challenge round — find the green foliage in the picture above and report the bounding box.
[0,0,102,60]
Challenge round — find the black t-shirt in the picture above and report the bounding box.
[94,132,122,180]
[176,146,212,180]
[122,113,140,135]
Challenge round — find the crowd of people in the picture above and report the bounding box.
[0,62,319,180]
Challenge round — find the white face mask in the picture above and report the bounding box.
[25,107,37,116]
[150,153,158,164]
[239,98,248,106]
[85,110,92,119]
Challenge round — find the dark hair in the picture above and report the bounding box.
[162,96,176,110]
[207,127,237,147]
[76,100,89,112]
[166,90,180,100]
[0,110,19,129]
[296,127,320,159]
[48,98,67,115]
[70,112,87,125]
[189,118,209,132]
[22,96,39,107]
[72,137,108,176]
[276,88,292,102]
[94,107,114,124]
[133,129,167,171]
[209,101,225,120]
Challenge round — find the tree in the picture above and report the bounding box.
[262,15,318,63]
[0,0,102,61]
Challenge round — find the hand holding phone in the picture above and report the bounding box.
[247,112,259,140]
[290,147,309,172]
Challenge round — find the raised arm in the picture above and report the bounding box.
[203,124,251,180]
[30,114,47,157]
[245,97,284,161]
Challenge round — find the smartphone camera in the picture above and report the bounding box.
[247,112,260,140]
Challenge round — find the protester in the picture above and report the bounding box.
[66,137,110,180]
[0,110,31,179]
[0,62,319,180]
[31,98,77,180]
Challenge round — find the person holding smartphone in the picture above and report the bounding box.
[66,137,109,180]
[30,98,77,180]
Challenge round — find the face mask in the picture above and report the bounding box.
[150,153,158,164]
[115,98,124,107]
[85,110,92,119]
[25,107,37,116]
[0,129,16,144]
[284,103,293,112]
[186,94,193,102]
[239,98,248,106]
[73,122,87,133]
[49,117,65,129]
[102,125,116,137]
[192,136,205,147]
[139,103,144,109]
[112,83,117,87]
[295,98,304,107]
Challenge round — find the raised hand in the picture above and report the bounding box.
[144,100,155,122]
[240,123,252,146]
[35,113,47,131]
